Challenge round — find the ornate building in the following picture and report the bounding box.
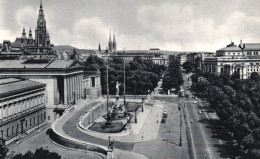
[1,1,53,54]
[202,41,260,79]
[0,78,46,145]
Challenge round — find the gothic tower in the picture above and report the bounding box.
[108,30,113,52]
[113,30,117,52]
[35,0,50,50]
[21,28,26,44]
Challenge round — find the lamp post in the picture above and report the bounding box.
[123,49,126,106]
[178,97,182,146]
[106,48,110,124]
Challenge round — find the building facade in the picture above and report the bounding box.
[0,59,83,122]
[0,1,53,56]
[0,78,46,145]
[83,71,102,99]
[203,41,260,79]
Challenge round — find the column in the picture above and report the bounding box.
[0,105,2,119]
[77,75,79,99]
[64,76,68,104]
[68,76,71,103]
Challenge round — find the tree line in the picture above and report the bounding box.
[84,55,166,95]
[191,70,260,158]
[162,55,184,94]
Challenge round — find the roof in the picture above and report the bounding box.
[0,59,82,69]
[217,45,241,52]
[0,78,45,98]
[242,43,260,51]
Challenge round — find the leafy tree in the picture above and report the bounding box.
[0,139,8,159]
[12,147,61,159]
[182,61,194,73]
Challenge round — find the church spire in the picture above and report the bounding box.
[108,30,113,52]
[113,30,117,52]
[29,28,33,39]
[22,27,26,39]
[99,43,101,52]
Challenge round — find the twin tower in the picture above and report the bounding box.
[108,30,117,53]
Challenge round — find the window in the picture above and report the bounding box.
[30,119,32,126]
[12,126,14,135]
[44,113,46,119]
[7,128,9,137]
[91,77,95,87]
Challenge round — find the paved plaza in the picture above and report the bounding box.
[9,96,189,159]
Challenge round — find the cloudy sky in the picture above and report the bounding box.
[0,0,260,51]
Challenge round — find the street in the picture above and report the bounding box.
[182,73,225,159]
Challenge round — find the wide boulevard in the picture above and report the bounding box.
[182,73,226,159]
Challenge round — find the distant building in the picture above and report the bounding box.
[176,54,187,65]
[0,78,46,145]
[0,1,54,59]
[202,41,260,79]
[99,48,168,65]
[0,59,100,122]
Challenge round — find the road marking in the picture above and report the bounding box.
[190,102,213,158]
[184,102,197,159]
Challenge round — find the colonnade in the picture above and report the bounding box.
[0,92,45,120]
[64,73,83,105]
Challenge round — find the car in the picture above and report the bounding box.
[195,97,198,100]
[193,101,197,104]
[198,110,202,114]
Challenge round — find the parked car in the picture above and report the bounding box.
[198,110,202,114]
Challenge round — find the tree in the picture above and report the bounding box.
[182,61,194,73]
[0,139,8,159]
[13,147,61,159]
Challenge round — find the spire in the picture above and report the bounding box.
[108,30,113,52]
[37,0,46,28]
[109,30,112,43]
[22,27,26,39]
[99,43,101,52]
[29,28,33,39]
[113,30,116,43]
[113,30,117,52]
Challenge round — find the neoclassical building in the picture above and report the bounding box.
[0,59,84,122]
[0,78,46,145]
[203,41,260,79]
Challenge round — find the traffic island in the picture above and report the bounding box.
[89,121,127,133]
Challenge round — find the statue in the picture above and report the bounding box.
[108,136,115,150]
[116,81,120,96]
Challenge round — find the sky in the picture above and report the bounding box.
[0,0,260,52]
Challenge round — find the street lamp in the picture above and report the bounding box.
[123,49,126,106]
[106,48,110,124]
[178,97,183,146]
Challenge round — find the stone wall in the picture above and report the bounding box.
[80,102,111,127]
[49,128,107,156]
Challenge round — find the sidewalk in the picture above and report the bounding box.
[77,100,163,143]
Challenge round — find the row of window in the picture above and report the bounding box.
[0,94,44,119]
[247,52,259,55]
[4,112,46,138]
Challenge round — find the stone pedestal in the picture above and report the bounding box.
[107,148,114,159]
[116,96,119,101]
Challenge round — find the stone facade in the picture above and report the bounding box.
[0,78,46,144]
